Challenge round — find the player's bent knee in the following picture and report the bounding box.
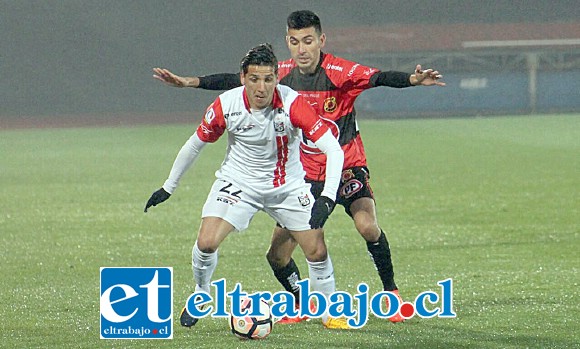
[303,244,328,263]
[359,229,381,242]
[195,238,219,254]
[354,220,381,242]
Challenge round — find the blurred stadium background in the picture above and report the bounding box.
[1,0,579,127]
[2,3,578,347]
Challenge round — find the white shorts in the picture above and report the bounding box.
[201,179,314,232]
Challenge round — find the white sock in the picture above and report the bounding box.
[307,256,336,322]
[192,241,217,294]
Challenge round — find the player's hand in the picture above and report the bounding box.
[153,68,190,87]
[144,188,171,212]
[412,64,446,86]
[309,196,336,229]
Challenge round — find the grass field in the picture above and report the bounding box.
[1,114,578,348]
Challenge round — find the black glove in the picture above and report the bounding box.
[144,188,171,212]
[309,196,335,229]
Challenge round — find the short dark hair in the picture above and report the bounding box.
[239,43,278,75]
[287,10,322,34]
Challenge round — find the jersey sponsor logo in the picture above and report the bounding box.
[323,96,337,113]
[200,124,212,134]
[364,68,377,76]
[298,193,311,207]
[224,111,242,119]
[347,64,360,77]
[308,119,323,137]
[235,124,255,132]
[279,62,293,69]
[301,117,340,155]
[340,179,363,199]
[205,108,216,124]
[326,63,344,72]
[216,196,238,205]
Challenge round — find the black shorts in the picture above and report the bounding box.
[307,166,375,218]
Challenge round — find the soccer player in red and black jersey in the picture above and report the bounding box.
[154,10,445,325]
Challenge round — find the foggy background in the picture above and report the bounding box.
[1,0,579,126]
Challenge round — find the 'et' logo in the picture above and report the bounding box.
[100,267,173,339]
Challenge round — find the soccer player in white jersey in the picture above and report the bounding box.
[145,43,350,329]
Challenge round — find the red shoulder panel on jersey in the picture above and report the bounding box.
[321,53,378,90]
[196,97,226,143]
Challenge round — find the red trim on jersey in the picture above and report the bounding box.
[242,89,251,112]
[196,97,226,143]
[272,88,283,109]
[273,135,289,187]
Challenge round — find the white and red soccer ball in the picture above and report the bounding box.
[229,297,273,340]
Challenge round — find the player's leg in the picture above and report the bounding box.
[349,197,398,290]
[289,227,332,290]
[265,181,325,323]
[266,185,350,329]
[181,216,235,327]
[182,179,257,327]
[195,179,257,292]
[289,228,350,329]
[193,217,235,293]
[267,226,316,324]
[342,167,404,322]
[266,225,301,302]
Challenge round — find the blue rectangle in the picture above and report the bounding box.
[100,267,173,339]
[357,72,532,116]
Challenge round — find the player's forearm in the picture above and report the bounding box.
[182,76,201,88]
[162,133,207,193]
[313,131,344,201]
[198,73,242,90]
[370,71,413,88]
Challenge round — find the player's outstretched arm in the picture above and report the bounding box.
[153,68,198,87]
[153,67,241,90]
[410,64,446,86]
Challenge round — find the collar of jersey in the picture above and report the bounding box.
[242,86,283,113]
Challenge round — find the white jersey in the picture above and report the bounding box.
[206,86,304,193]
[162,84,343,200]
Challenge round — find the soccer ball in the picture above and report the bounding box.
[229,297,273,340]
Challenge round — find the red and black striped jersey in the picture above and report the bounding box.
[278,53,377,181]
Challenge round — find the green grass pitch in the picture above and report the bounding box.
[1,114,578,348]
